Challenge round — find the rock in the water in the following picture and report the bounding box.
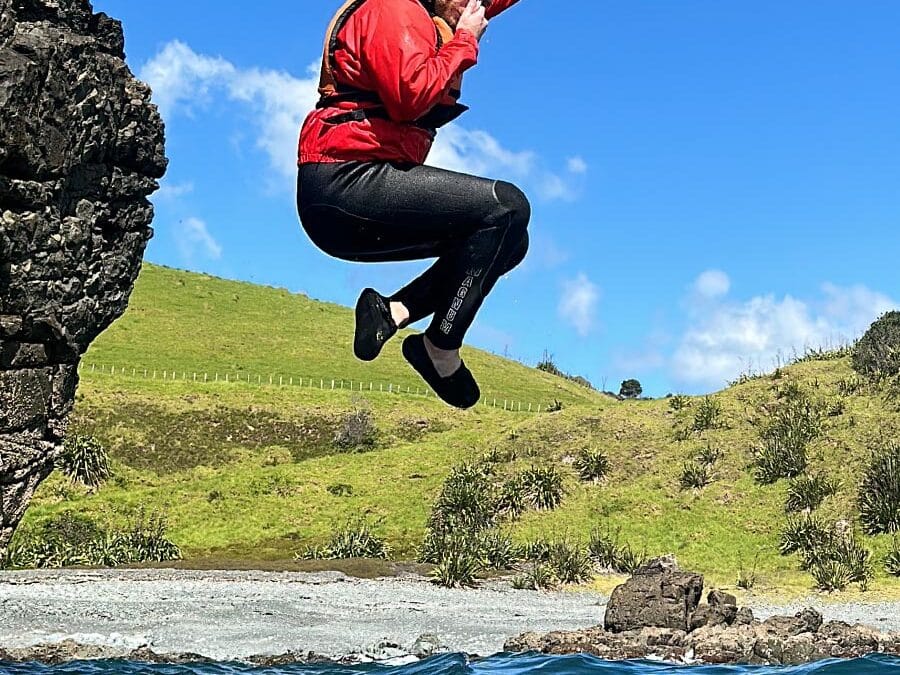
[708,589,737,607]
[604,556,704,633]
[689,602,738,631]
[506,562,900,665]
[410,633,448,658]
[0,0,166,549]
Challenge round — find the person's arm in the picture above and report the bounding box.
[484,0,520,20]
[360,2,478,123]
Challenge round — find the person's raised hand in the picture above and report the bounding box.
[457,0,488,41]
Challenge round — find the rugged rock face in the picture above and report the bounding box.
[604,555,704,633]
[0,0,166,548]
[506,559,900,665]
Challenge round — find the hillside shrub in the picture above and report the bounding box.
[1,511,180,569]
[886,538,900,576]
[587,526,647,574]
[547,539,594,584]
[520,538,554,563]
[299,516,389,560]
[692,397,724,432]
[858,442,900,535]
[511,562,558,591]
[574,448,610,482]
[496,475,527,518]
[57,435,110,488]
[428,532,484,588]
[807,531,873,592]
[333,408,377,450]
[536,351,564,376]
[780,516,873,591]
[429,462,497,534]
[520,465,564,510]
[479,529,519,569]
[809,559,853,592]
[680,461,711,490]
[696,443,721,466]
[668,394,690,412]
[786,474,839,513]
[752,388,823,484]
[779,514,831,556]
[852,311,900,379]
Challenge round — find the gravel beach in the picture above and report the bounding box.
[1,569,899,662]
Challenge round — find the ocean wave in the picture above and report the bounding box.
[1,653,900,675]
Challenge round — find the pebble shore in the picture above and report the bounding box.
[1,569,898,662]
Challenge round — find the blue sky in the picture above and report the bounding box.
[94,0,900,397]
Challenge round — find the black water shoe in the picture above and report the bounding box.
[402,334,480,409]
[354,288,397,361]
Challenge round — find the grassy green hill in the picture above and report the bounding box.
[15,263,900,598]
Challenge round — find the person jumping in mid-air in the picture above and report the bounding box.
[296,0,529,409]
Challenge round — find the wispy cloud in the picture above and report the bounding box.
[141,41,319,188]
[154,181,195,201]
[175,217,223,262]
[142,40,583,201]
[693,269,731,299]
[567,156,588,174]
[671,273,897,388]
[559,273,600,337]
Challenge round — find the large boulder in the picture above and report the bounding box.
[604,556,704,633]
[0,0,166,549]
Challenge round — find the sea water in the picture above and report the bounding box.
[2,653,900,675]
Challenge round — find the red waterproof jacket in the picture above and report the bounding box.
[297,0,519,166]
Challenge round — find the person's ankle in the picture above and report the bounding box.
[424,336,461,377]
[390,301,409,329]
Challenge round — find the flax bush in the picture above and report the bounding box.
[858,442,900,535]
[57,435,111,488]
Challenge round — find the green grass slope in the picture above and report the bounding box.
[16,264,900,598]
[82,263,603,409]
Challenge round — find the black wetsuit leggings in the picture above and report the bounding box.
[296,161,531,350]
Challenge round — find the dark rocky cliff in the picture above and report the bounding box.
[0,0,166,549]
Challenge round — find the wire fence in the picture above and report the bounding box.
[77,362,553,414]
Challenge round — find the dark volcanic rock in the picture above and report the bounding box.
[0,0,166,549]
[506,560,900,665]
[604,556,704,633]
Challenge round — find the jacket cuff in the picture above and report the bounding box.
[453,29,480,65]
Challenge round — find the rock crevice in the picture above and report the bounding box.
[0,0,166,548]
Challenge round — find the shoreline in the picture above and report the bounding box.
[2,569,900,664]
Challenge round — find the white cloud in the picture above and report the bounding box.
[559,273,600,337]
[175,217,222,262]
[567,156,588,174]
[671,283,898,388]
[154,181,194,201]
[693,269,731,299]
[141,41,319,187]
[427,124,534,177]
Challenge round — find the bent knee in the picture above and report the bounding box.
[495,181,531,230]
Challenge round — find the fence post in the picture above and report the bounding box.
[226,373,229,383]
[331,379,335,390]
[215,373,218,381]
